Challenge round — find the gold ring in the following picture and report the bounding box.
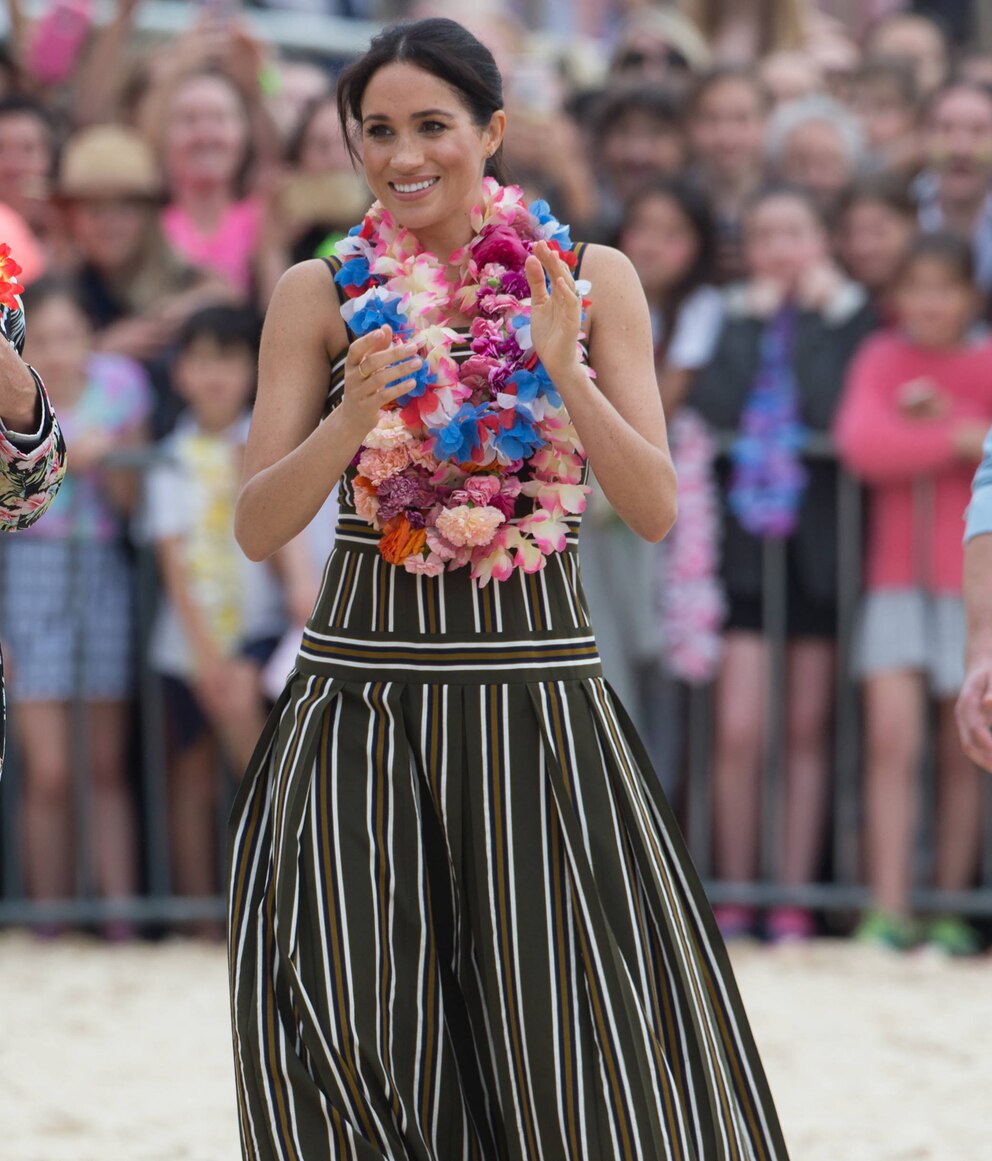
[358,356,373,380]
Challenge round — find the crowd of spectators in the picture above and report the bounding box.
[1,0,991,954]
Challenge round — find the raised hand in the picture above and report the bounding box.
[957,660,992,771]
[340,326,422,440]
[524,239,583,381]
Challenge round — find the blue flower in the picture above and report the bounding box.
[334,256,371,291]
[507,363,561,409]
[528,198,572,249]
[492,411,544,462]
[394,361,435,404]
[348,291,409,338]
[430,403,488,463]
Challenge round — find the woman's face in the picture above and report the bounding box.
[621,194,700,295]
[838,199,915,292]
[174,336,255,431]
[0,112,51,207]
[779,119,856,209]
[745,195,827,288]
[893,257,976,348]
[66,197,151,271]
[22,296,90,395]
[164,74,249,191]
[299,100,352,175]
[600,112,685,203]
[689,78,766,181]
[925,87,992,209]
[358,63,503,244]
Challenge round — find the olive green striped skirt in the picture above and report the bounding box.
[227,521,790,1160]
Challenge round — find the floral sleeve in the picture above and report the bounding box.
[0,303,67,532]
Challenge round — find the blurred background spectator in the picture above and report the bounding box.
[1,0,992,948]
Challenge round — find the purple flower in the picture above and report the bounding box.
[376,470,437,523]
[501,270,530,298]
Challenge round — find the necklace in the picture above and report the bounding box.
[333,179,591,586]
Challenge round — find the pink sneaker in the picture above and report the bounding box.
[713,904,757,940]
[766,906,816,944]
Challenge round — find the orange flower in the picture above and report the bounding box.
[0,243,24,310]
[379,515,427,565]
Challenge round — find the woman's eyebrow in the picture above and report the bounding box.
[362,108,455,124]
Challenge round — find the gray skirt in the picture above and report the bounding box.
[0,538,135,701]
[852,588,965,697]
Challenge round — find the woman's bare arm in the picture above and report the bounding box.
[234,260,419,561]
[532,242,677,542]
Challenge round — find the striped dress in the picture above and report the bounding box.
[227,255,791,1161]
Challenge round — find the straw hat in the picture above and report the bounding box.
[57,124,164,202]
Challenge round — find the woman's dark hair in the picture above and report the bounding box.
[336,18,508,184]
[19,274,90,320]
[176,304,261,355]
[837,171,916,222]
[892,230,975,289]
[686,64,770,118]
[287,91,337,166]
[920,78,992,126]
[591,83,684,145]
[743,181,828,230]
[619,178,716,358]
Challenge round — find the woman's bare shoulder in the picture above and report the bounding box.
[576,243,646,335]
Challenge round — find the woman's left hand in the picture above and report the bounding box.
[524,240,583,381]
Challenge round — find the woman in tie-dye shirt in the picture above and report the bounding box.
[0,277,148,935]
[0,289,66,783]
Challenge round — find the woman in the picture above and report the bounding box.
[228,18,790,1161]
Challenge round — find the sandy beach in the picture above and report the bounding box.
[0,931,988,1161]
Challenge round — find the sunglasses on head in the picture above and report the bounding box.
[617,46,690,72]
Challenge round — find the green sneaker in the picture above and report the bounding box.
[924,916,983,958]
[853,909,919,952]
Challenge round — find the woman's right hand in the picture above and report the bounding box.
[339,325,422,441]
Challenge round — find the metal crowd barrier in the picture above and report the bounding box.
[1,437,991,930]
[691,433,992,918]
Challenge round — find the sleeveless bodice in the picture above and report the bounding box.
[299,269,599,684]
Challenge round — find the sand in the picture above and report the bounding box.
[0,932,989,1161]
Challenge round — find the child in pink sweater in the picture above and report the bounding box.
[835,232,992,954]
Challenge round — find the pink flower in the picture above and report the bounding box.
[478,292,520,318]
[473,225,529,271]
[425,526,472,567]
[357,444,411,486]
[403,552,446,576]
[463,475,502,506]
[408,443,441,473]
[435,503,506,547]
[363,410,414,450]
[517,510,569,554]
[521,480,590,514]
[470,528,516,586]
[352,478,380,526]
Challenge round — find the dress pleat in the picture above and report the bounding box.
[227,278,790,1160]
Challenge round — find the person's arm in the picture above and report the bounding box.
[957,534,992,769]
[527,242,677,541]
[234,260,420,562]
[834,340,981,482]
[0,310,66,532]
[72,0,140,125]
[957,428,992,770]
[269,531,321,628]
[155,535,227,676]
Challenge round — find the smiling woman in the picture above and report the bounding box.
[225,17,790,1161]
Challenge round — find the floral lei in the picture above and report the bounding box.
[333,177,591,586]
[0,244,25,312]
